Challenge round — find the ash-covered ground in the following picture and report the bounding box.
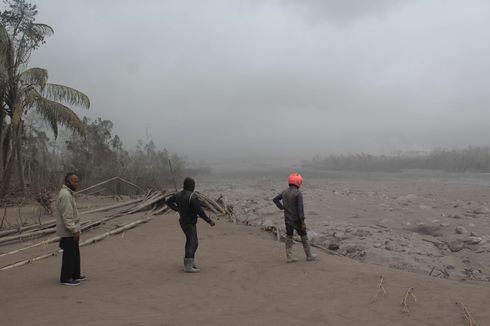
[201,168,490,282]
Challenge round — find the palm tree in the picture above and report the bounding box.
[2,67,90,194]
[1,1,90,195]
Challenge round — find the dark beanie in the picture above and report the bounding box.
[183,177,195,191]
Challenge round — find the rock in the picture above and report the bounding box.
[448,240,465,252]
[451,214,463,219]
[465,237,483,245]
[373,243,382,248]
[385,244,394,251]
[328,243,339,251]
[440,223,450,227]
[468,223,475,228]
[405,194,418,200]
[455,226,468,234]
[473,206,490,214]
[353,229,372,237]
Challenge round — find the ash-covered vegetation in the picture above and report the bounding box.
[305,147,490,173]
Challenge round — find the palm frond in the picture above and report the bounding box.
[19,68,48,88]
[24,87,85,138]
[43,83,90,109]
[34,97,85,138]
[31,24,54,38]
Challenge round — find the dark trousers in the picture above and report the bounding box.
[59,237,81,282]
[180,224,198,258]
[286,221,307,237]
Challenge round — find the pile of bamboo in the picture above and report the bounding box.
[0,189,235,271]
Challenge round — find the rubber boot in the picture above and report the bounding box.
[184,258,200,273]
[301,235,317,261]
[285,237,298,263]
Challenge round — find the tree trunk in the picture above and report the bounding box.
[1,117,21,196]
[16,120,25,194]
[0,116,6,178]
[1,133,15,196]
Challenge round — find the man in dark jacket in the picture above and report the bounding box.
[166,177,215,273]
[273,173,316,263]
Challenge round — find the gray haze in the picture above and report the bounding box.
[23,0,490,161]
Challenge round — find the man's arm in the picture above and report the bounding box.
[165,194,179,212]
[272,193,284,210]
[191,195,215,226]
[297,192,306,229]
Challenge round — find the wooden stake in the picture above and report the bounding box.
[371,276,387,303]
[456,302,479,326]
[401,287,416,314]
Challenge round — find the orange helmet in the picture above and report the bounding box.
[288,173,303,188]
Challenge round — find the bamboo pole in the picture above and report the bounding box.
[0,198,145,240]
[76,177,145,195]
[127,192,167,214]
[0,235,59,258]
[0,203,144,245]
[0,219,56,238]
[196,192,226,214]
[78,217,152,246]
[0,203,149,257]
[0,217,152,271]
[79,198,143,215]
[0,226,59,244]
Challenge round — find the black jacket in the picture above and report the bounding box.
[273,185,305,225]
[166,190,212,225]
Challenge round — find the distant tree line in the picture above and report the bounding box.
[20,116,187,195]
[304,147,490,173]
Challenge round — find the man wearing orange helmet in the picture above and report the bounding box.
[273,173,316,263]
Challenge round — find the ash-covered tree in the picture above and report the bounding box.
[0,0,90,195]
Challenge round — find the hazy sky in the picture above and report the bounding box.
[21,0,490,161]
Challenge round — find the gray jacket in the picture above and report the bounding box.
[273,186,305,226]
[56,185,80,237]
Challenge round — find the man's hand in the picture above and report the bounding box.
[209,220,216,227]
[73,231,80,242]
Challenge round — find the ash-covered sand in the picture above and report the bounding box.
[2,168,490,325]
[201,168,490,282]
[2,207,490,326]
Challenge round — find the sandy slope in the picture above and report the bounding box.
[1,213,489,326]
